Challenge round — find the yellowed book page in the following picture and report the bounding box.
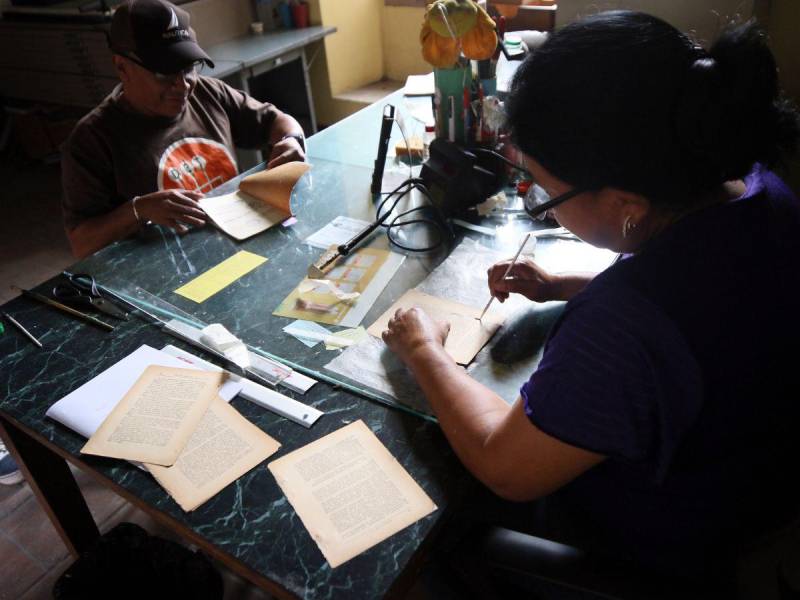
[367,289,505,365]
[268,420,437,568]
[147,397,281,512]
[81,366,223,466]
[198,161,310,241]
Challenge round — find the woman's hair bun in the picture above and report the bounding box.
[674,20,799,190]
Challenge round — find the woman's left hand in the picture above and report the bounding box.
[382,307,450,365]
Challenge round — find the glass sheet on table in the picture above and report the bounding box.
[73,156,617,422]
[324,237,616,417]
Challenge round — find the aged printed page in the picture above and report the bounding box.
[268,420,437,567]
[81,366,222,466]
[367,289,505,365]
[147,397,281,511]
[199,161,310,240]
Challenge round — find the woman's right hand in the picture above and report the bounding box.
[487,256,558,303]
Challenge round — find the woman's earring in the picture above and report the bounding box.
[623,216,636,238]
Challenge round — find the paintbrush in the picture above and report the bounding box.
[12,286,115,332]
[478,232,531,321]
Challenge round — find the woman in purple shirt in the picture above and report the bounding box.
[382,10,800,588]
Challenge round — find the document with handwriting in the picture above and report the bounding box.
[200,161,310,240]
[81,366,222,466]
[268,420,437,567]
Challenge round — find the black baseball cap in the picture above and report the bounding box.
[109,0,214,74]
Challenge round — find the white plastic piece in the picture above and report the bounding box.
[200,323,251,370]
[161,345,323,428]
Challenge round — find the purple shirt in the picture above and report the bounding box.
[520,165,800,575]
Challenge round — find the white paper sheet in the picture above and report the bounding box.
[46,345,242,439]
[304,216,372,250]
[403,73,434,96]
[283,319,332,348]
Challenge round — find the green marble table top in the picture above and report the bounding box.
[0,96,613,597]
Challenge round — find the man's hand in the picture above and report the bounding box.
[382,307,450,366]
[135,189,206,234]
[267,136,305,168]
[487,256,558,303]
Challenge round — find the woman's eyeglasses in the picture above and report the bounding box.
[523,183,587,221]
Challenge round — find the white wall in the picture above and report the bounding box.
[555,0,756,46]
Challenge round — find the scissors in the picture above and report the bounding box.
[53,274,129,320]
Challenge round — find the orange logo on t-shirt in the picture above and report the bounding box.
[157,137,237,193]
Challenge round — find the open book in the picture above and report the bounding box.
[199,161,310,241]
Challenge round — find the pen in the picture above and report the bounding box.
[1,311,43,348]
[478,232,531,321]
[12,286,115,332]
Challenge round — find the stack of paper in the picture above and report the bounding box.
[47,345,280,511]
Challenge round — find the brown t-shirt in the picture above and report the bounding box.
[61,76,279,230]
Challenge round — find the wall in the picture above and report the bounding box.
[766,0,800,193]
[306,0,385,126]
[378,0,761,84]
[382,6,430,82]
[555,0,755,46]
[184,0,254,47]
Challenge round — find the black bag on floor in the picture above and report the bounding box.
[52,522,223,600]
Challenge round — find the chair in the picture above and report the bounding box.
[475,520,800,600]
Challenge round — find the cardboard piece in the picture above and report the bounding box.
[367,289,504,365]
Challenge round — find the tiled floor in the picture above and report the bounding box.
[0,148,274,599]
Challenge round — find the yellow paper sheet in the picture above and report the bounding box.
[175,250,267,303]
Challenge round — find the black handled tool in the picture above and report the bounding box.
[370,104,395,195]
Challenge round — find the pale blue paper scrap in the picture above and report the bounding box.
[283,320,332,348]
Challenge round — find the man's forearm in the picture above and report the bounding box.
[67,200,139,258]
[268,112,304,145]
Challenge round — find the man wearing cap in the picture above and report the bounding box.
[62,0,306,258]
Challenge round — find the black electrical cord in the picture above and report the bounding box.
[374,177,451,253]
